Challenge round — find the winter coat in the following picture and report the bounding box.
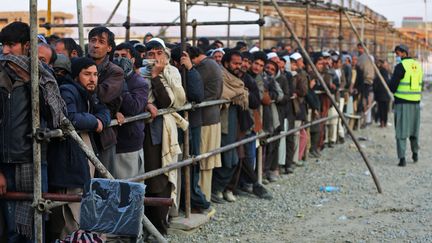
[48,80,110,188]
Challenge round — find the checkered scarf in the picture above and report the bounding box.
[0,54,66,128]
[14,163,34,239]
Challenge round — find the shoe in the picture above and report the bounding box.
[223,190,236,202]
[398,158,406,167]
[233,188,249,196]
[309,151,319,158]
[238,183,253,193]
[328,142,334,148]
[283,167,294,174]
[202,206,216,217]
[267,173,278,183]
[211,192,225,204]
[412,153,418,163]
[338,137,345,144]
[252,183,273,200]
[294,161,304,167]
[262,178,269,185]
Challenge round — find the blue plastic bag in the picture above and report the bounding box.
[80,178,146,236]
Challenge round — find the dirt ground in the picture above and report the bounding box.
[168,92,432,243]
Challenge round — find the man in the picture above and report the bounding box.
[0,21,66,242]
[87,26,124,172]
[210,48,224,65]
[170,45,212,214]
[187,46,223,202]
[212,50,248,203]
[356,43,375,127]
[263,60,284,181]
[38,42,57,66]
[140,38,186,234]
[389,44,422,167]
[47,57,110,240]
[55,38,83,59]
[112,43,148,179]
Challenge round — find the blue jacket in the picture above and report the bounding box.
[48,80,110,188]
[116,73,149,153]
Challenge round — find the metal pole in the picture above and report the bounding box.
[192,19,197,47]
[179,0,191,219]
[373,20,377,57]
[271,0,382,194]
[30,0,43,241]
[306,1,310,51]
[157,5,193,37]
[338,6,343,53]
[259,0,264,50]
[76,0,85,52]
[344,11,394,102]
[106,0,124,24]
[227,3,232,48]
[360,15,364,42]
[47,0,52,36]
[125,0,131,42]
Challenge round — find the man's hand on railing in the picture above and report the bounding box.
[0,171,7,195]
[146,103,158,119]
[116,112,125,126]
[180,51,193,71]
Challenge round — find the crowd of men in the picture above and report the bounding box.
[0,21,422,242]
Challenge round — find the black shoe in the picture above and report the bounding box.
[398,158,406,167]
[412,153,418,163]
[253,183,273,200]
[283,167,294,174]
[328,142,334,148]
[338,137,345,144]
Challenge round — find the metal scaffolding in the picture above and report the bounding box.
[9,0,432,242]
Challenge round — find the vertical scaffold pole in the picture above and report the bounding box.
[76,0,85,53]
[30,0,43,241]
[179,0,191,219]
[125,0,131,42]
[257,0,264,184]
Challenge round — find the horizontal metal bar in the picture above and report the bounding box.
[0,192,173,207]
[265,115,338,143]
[40,19,263,29]
[126,114,335,182]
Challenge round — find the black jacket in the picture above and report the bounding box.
[0,63,50,164]
[48,80,110,188]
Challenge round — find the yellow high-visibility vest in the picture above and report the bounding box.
[394,58,423,101]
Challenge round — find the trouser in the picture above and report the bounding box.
[199,169,213,201]
[264,135,280,174]
[144,185,171,235]
[212,165,237,193]
[337,98,345,139]
[286,120,300,168]
[113,149,144,179]
[239,134,256,186]
[180,127,210,210]
[227,157,259,191]
[377,101,389,124]
[98,145,116,176]
[319,95,331,149]
[325,106,338,143]
[394,103,421,159]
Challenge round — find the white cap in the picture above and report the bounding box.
[210,48,225,56]
[249,46,259,53]
[266,52,278,60]
[147,37,166,49]
[322,51,331,57]
[289,52,302,61]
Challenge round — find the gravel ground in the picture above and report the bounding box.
[168,92,432,243]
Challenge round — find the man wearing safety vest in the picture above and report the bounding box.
[389,44,423,167]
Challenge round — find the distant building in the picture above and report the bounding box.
[0,10,73,37]
[400,17,431,45]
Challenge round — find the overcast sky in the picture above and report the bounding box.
[2,0,430,37]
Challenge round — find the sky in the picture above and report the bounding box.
[2,0,431,37]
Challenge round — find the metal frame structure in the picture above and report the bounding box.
[11,0,430,242]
